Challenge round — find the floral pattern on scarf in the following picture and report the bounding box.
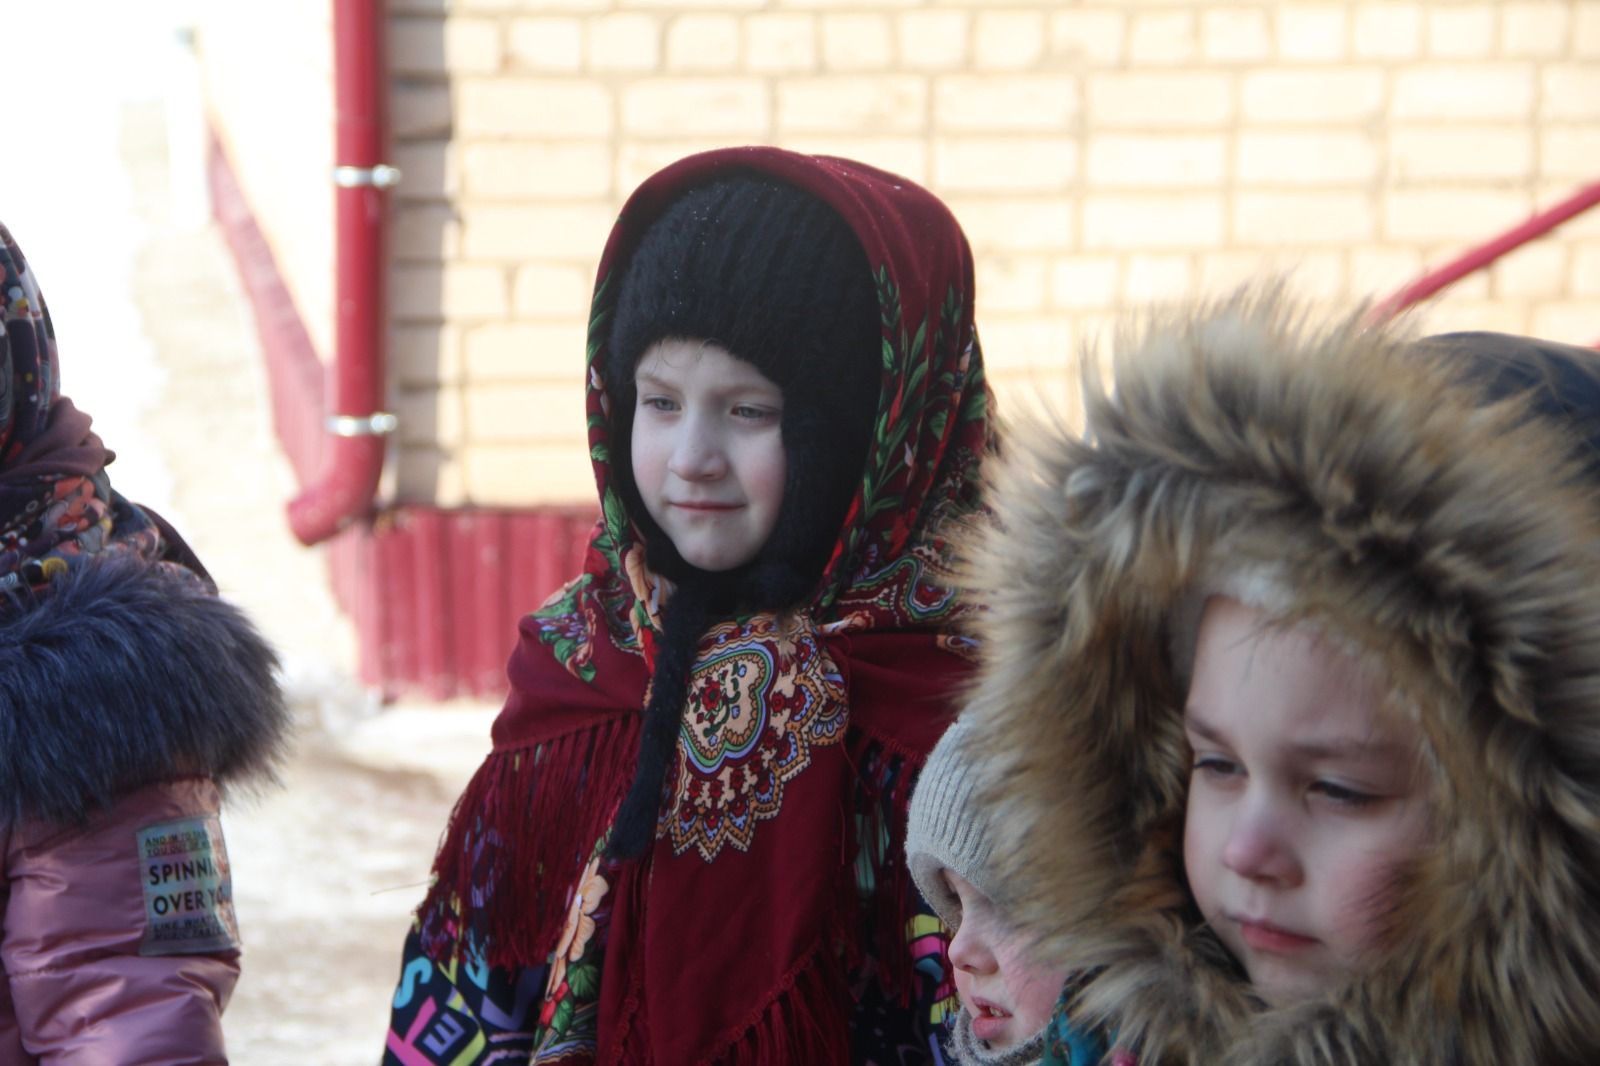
[664,613,849,861]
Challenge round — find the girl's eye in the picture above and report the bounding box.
[1309,780,1380,808]
[640,396,677,413]
[732,404,778,421]
[1192,755,1240,780]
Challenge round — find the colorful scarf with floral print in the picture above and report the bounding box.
[417,147,993,1066]
[0,223,193,591]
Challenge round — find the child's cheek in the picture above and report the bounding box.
[998,945,1069,1033]
[1325,813,1430,963]
[1332,738,1434,949]
[1328,858,1405,957]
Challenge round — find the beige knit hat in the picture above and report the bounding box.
[906,716,996,930]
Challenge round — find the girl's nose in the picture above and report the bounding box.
[668,419,728,481]
[947,915,998,975]
[1221,800,1303,888]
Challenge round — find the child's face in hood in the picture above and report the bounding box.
[630,338,787,572]
[944,869,1067,1049]
[1182,596,1430,1007]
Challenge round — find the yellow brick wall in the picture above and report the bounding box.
[209,0,1600,508]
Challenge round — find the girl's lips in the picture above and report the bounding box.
[969,997,1013,1043]
[670,501,740,511]
[1234,916,1319,953]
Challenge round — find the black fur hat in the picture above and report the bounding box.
[605,173,881,608]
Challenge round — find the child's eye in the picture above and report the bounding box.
[1309,780,1379,808]
[1191,755,1240,780]
[639,396,678,413]
[731,404,778,421]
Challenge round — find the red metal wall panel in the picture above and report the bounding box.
[372,515,412,692]
[447,512,503,698]
[408,509,453,697]
[322,505,597,701]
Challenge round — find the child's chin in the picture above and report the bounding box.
[677,542,758,573]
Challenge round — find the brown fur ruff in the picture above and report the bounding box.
[957,291,1600,1065]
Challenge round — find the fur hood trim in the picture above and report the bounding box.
[0,554,289,826]
[959,292,1600,1065]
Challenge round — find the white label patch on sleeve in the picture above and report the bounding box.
[136,815,241,957]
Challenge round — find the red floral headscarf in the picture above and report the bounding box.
[421,148,993,1064]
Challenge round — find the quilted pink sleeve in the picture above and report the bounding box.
[2,777,240,1065]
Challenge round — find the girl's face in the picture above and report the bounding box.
[944,870,1068,1049]
[1182,596,1431,1006]
[630,338,787,572]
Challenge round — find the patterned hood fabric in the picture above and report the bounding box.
[0,223,199,590]
[417,147,993,1065]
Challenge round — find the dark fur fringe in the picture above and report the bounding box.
[419,712,641,971]
[0,554,287,825]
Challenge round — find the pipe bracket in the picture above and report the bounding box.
[333,164,402,188]
[327,412,399,437]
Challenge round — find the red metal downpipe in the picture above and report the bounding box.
[1369,179,1600,330]
[289,0,399,545]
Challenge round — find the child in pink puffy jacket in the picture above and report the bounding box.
[0,222,288,1063]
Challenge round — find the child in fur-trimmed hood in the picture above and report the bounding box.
[957,291,1600,1065]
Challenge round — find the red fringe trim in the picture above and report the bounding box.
[604,932,850,1066]
[418,712,641,970]
[599,861,651,1064]
[700,940,853,1066]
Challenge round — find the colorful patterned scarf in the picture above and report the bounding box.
[419,147,993,1064]
[0,223,189,589]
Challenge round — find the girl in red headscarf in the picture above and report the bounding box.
[0,222,287,1063]
[384,148,995,1065]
